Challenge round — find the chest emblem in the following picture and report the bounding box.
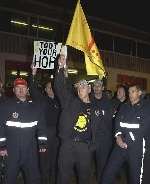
[74,114,89,132]
[95,109,105,117]
[12,112,19,119]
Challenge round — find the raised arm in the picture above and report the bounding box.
[28,65,43,101]
[54,55,72,107]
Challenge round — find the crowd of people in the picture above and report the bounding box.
[0,54,150,184]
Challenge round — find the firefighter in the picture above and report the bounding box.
[91,79,113,183]
[0,78,5,103]
[101,84,150,184]
[112,85,128,113]
[29,66,60,184]
[111,85,129,183]
[0,78,6,184]
[0,78,47,184]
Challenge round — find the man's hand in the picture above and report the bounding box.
[39,148,47,153]
[116,135,127,149]
[30,64,37,76]
[58,54,66,69]
[0,149,8,156]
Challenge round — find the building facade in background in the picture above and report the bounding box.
[1,1,150,94]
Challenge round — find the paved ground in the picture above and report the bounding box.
[15,170,127,184]
[16,177,126,184]
[2,152,150,184]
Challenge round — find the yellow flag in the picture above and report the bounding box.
[66,0,105,78]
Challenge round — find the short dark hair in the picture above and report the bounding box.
[117,84,127,90]
[44,79,53,88]
[128,84,142,91]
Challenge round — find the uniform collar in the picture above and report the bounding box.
[130,99,143,107]
[15,97,32,104]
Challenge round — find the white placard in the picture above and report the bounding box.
[33,41,63,69]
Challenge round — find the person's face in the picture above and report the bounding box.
[105,91,112,99]
[77,85,90,100]
[13,85,28,100]
[45,82,54,97]
[93,83,103,95]
[129,86,141,105]
[117,87,126,100]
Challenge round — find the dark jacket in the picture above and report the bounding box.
[0,97,47,152]
[28,75,60,137]
[54,68,93,142]
[54,69,113,147]
[0,93,6,104]
[115,99,150,147]
[91,96,113,142]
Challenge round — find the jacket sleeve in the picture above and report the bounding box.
[37,102,48,149]
[54,68,72,107]
[114,105,125,137]
[28,74,43,101]
[0,104,7,149]
[103,102,114,133]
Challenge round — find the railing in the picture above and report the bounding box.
[0,31,150,73]
[101,50,150,73]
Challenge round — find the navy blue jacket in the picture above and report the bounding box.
[115,100,150,147]
[0,97,47,152]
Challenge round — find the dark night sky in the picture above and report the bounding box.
[1,0,150,33]
[86,1,149,33]
[47,0,150,33]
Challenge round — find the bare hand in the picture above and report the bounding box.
[116,136,127,149]
[31,64,37,76]
[58,55,66,69]
[0,149,8,156]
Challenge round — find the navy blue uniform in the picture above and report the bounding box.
[29,75,60,184]
[0,98,47,184]
[91,96,113,183]
[0,93,6,104]
[0,93,6,183]
[102,100,150,184]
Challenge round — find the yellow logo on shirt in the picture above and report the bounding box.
[74,114,89,132]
